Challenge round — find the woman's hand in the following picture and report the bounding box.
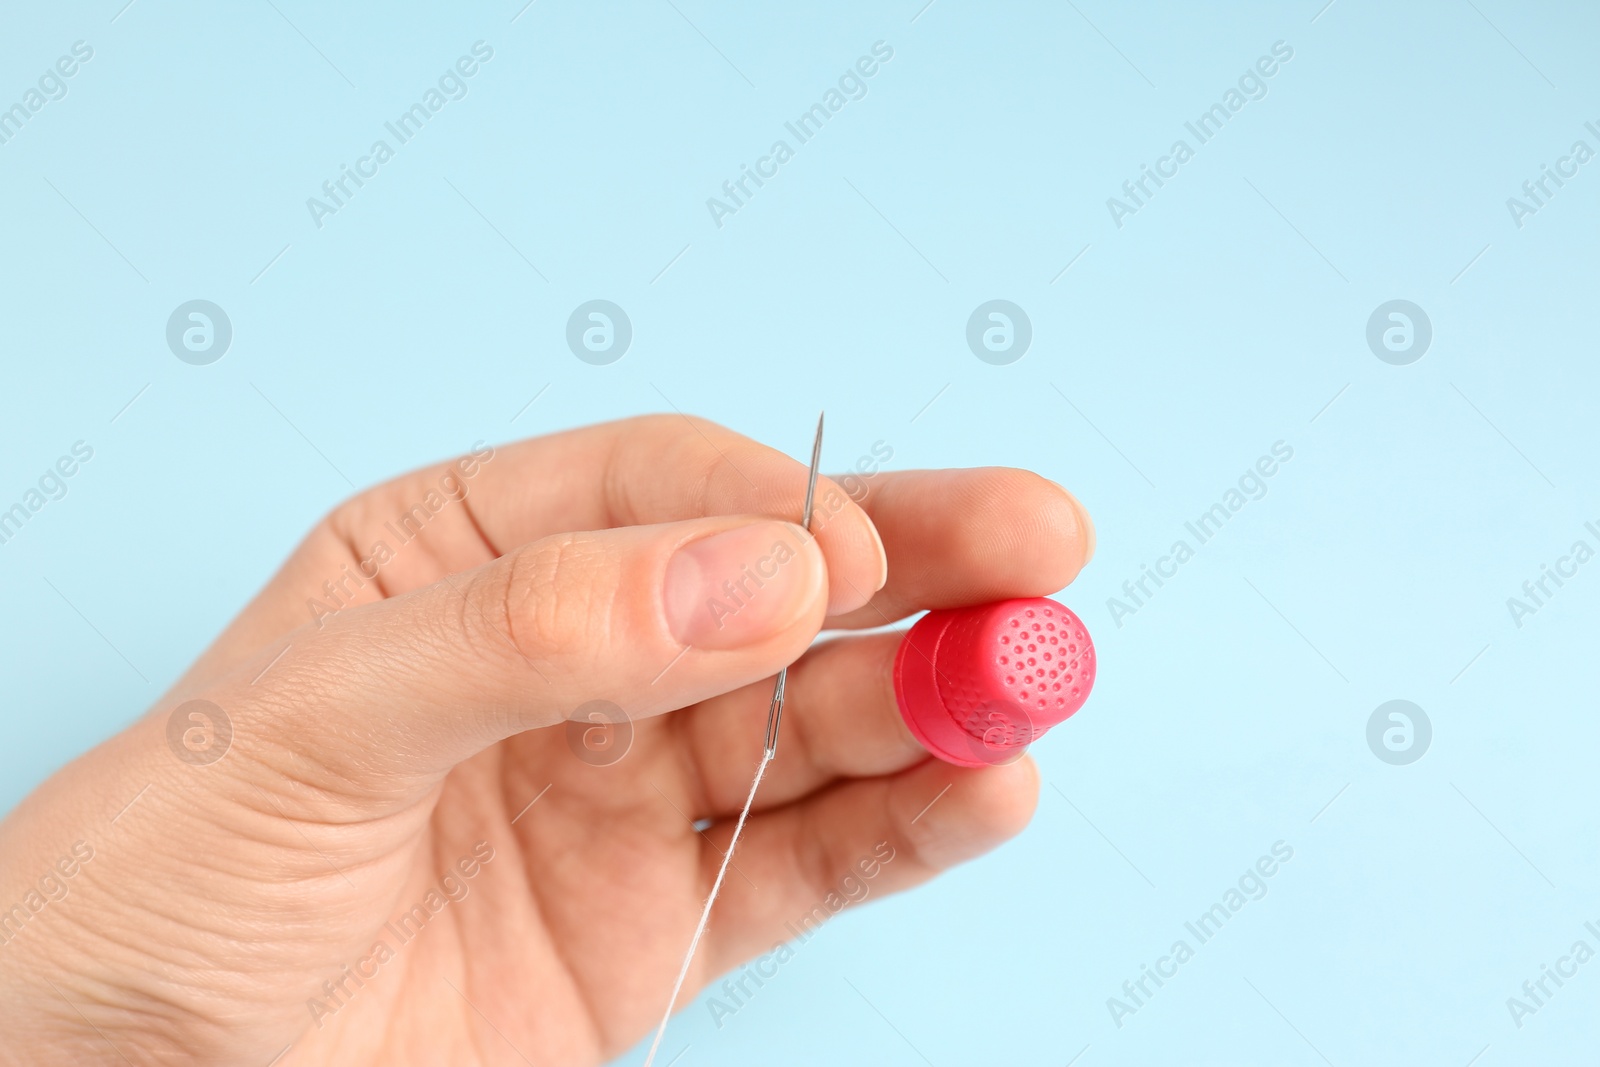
[0,414,1093,1066]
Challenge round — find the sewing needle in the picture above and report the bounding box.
[762,411,823,758]
[642,413,825,1067]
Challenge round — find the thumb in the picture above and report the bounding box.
[204,516,827,787]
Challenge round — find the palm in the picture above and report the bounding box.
[278,713,756,1067]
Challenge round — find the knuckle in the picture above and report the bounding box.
[320,491,390,565]
[324,485,379,536]
[794,819,846,903]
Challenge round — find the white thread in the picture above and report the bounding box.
[640,748,773,1067]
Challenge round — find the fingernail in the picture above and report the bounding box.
[824,516,889,616]
[867,519,889,593]
[1057,485,1095,566]
[664,521,824,649]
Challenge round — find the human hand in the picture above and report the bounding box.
[0,415,1093,1066]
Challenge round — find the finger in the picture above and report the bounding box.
[331,416,887,612]
[826,467,1094,629]
[198,516,829,796]
[699,757,1041,978]
[175,415,888,693]
[678,632,927,817]
[678,465,1096,810]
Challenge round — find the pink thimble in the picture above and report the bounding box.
[893,597,1096,767]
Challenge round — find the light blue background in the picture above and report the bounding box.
[3,1,1598,1063]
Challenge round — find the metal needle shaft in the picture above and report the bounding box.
[763,412,823,758]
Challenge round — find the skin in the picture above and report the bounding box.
[0,415,1094,1066]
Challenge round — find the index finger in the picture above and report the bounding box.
[174,415,888,693]
[384,414,889,613]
